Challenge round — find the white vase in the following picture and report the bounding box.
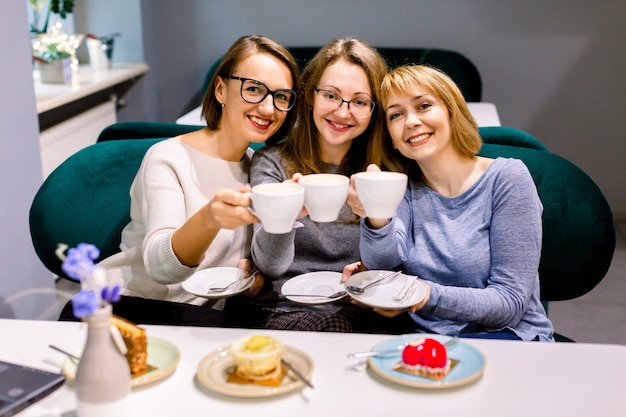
[75,304,131,417]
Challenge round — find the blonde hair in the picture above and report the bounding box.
[380,65,481,173]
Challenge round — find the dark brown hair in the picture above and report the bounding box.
[200,35,299,145]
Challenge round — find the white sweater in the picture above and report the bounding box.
[98,138,252,305]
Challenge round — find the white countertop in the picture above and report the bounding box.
[34,62,149,114]
[2,318,625,417]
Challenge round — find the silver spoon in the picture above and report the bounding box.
[207,270,258,293]
[346,271,402,294]
[282,290,347,299]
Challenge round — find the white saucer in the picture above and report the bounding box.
[182,267,254,299]
[196,344,314,398]
[280,271,344,304]
[368,334,485,389]
[344,270,426,310]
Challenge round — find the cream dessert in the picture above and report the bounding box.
[230,335,285,384]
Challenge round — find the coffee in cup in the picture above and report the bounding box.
[299,173,349,222]
[250,183,305,234]
[354,171,408,219]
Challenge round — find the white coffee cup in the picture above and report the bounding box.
[250,183,305,234]
[354,171,408,218]
[299,173,350,222]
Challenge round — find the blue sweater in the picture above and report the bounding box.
[360,158,555,341]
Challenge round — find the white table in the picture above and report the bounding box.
[3,319,625,417]
[176,102,502,127]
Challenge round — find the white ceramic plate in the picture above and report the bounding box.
[196,344,314,398]
[182,267,254,299]
[368,334,485,389]
[344,270,426,310]
[63,337,181,388]
[280,271,344,304]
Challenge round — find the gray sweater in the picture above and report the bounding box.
[361,158,555,341]
[248,146,360,312]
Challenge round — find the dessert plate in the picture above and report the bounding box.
[281,271,344,304]
[182,267,255,299]
[367,334,485,389]
[63,337,181,388]
[344,270,426,310]
[196,345,314,398]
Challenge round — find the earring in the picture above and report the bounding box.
[221,103,225,108]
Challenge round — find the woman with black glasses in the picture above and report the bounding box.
[96,35,299,311]
[225,37,409,333]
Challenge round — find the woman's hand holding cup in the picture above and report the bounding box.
[352,164,407,228]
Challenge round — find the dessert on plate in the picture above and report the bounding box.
[229,335,285,386]
[110,315,148,375]
[393,338,452,380]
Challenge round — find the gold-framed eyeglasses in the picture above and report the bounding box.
[224,75,297,112]
[314,87,376,118]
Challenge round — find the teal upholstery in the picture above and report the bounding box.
[29,138,165,279]
[29,127,615,341]
[97,121,201,143]
[479,126,548,151]
[97,121,265,151]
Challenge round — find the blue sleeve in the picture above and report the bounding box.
[423,161,543,329]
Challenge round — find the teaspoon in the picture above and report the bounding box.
[282,290,347,299]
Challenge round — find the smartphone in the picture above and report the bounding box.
[0,360,65,417]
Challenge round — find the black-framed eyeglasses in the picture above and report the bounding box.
[314,87,376,118]
[224,75,297,112]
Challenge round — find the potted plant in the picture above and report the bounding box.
[33,43,72,84]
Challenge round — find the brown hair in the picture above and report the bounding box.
[279,38,389,177]
[380,65,482,174]
[200,35,299,145]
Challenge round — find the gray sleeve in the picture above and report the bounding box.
[249,147,296,278]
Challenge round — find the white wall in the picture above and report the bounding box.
[136,0,626,217]
[0,2,57,319]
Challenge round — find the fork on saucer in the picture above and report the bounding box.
[206,270,258,293]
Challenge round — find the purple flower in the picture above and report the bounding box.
[101,284,121,303]
[59,243,121,318]
[72,290,99,318]
[62,243,100,281]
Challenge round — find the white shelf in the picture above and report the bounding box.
[34,62,149,114]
